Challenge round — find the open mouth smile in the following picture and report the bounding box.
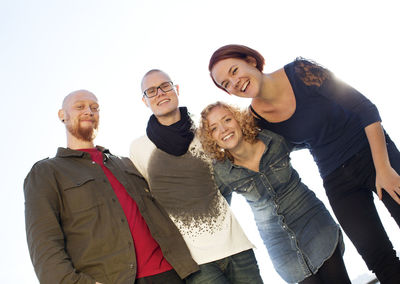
[157,99,170,106]
[222,133,234,141]
[241,80,249,92]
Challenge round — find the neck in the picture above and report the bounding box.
[256,70,287,102]
[66,134,95,150]
[229,139,264,171]
[156,107,181,126]
[229,139,254,163]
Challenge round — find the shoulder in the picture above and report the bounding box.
[130,135,155,155]
[212,159,231,176]
[258,129,285,142]
[129,135,156,180]
[110,154,145,179]
[26,156,57,177]
[287,57,332,87]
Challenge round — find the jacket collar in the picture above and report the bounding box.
[56,146,111,158]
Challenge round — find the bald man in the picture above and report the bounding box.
[24,90,198,284]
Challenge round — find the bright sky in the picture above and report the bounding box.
[1,0,399,283]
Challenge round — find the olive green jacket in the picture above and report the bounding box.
[24,146,198,284]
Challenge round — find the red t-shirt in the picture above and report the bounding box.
[80,148,173,278]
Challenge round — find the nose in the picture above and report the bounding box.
[155,86,167,97]
[218,124,228,133]
[83,106,94,116]
[226,78,240,93]
[233,78,241,89]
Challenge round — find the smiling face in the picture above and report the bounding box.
[207,106,244,151]
[59,90,99,142]
[211,57,263,98]
[141,70,180,125]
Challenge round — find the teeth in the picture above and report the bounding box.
[223,133,233,141]
[241,80,249,92]
[158,99,170,105]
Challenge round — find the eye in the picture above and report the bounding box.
[76,105,84,110]
[210,127,216,133]
[225,117,232,122]
[160,82,171,88]
[145,87,156,96]
[91,105,99,112]
[221,81,229,89]
[232,67,238,75]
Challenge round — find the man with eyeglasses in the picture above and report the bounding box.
[24,90,198,284]
[129,69,263,283]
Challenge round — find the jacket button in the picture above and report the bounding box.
[129,264,135,269]
[91,161,96,164]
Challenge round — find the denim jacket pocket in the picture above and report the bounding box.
[269,153,292,184]
[61,176,102,212]
[230,178,261,202]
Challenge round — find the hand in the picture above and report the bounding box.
[375,166,400,205]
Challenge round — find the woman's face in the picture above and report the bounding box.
[207,106,243,151]
[211,57,263,98]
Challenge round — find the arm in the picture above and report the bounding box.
[212,168,233,204]
[365,122,400,204]
[300,61,400,203]
[24,163,96,284]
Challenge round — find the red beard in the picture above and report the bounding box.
[67,119,98,142]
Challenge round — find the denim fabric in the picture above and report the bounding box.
[184,249,263,284]
[323,134,400,284]
[214,130,342,283]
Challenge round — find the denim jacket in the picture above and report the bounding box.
[213,130,342,283]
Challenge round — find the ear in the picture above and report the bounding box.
[175,84,180,96]
[58,109,65,123]
[142,96,149,108]
[245,56,257,67]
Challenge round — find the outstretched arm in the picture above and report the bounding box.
[365,122,400,204]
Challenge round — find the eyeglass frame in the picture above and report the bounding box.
[143,81,175,98]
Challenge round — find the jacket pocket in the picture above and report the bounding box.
[230,178,261,202]
[61,176,102,212]
[269,153,292,184]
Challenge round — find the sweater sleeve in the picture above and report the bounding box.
[297,59,381,128]
[24,162,95,284]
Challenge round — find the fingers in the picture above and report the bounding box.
[382,186,400,205]
[390,187,400,205]
[376,186,383,201]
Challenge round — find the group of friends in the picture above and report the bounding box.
[24,44,400,284]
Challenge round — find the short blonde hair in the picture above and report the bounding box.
[198,101,259,161]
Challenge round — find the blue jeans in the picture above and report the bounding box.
[184,249,263,284]
[323,134,400,284]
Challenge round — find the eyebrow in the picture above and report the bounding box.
[209,114,228,127]
[228,65,235,75]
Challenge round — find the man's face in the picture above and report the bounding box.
[59,91,100,142]
[141,71,179,118]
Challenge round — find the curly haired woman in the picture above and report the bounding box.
[198,102,350,284]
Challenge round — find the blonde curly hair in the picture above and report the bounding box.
[198,101,259,161]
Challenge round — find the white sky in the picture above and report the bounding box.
[1,0,400,283]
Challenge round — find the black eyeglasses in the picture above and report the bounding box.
[143,81,174,98]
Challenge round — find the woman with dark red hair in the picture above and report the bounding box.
[208,44,400,284]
